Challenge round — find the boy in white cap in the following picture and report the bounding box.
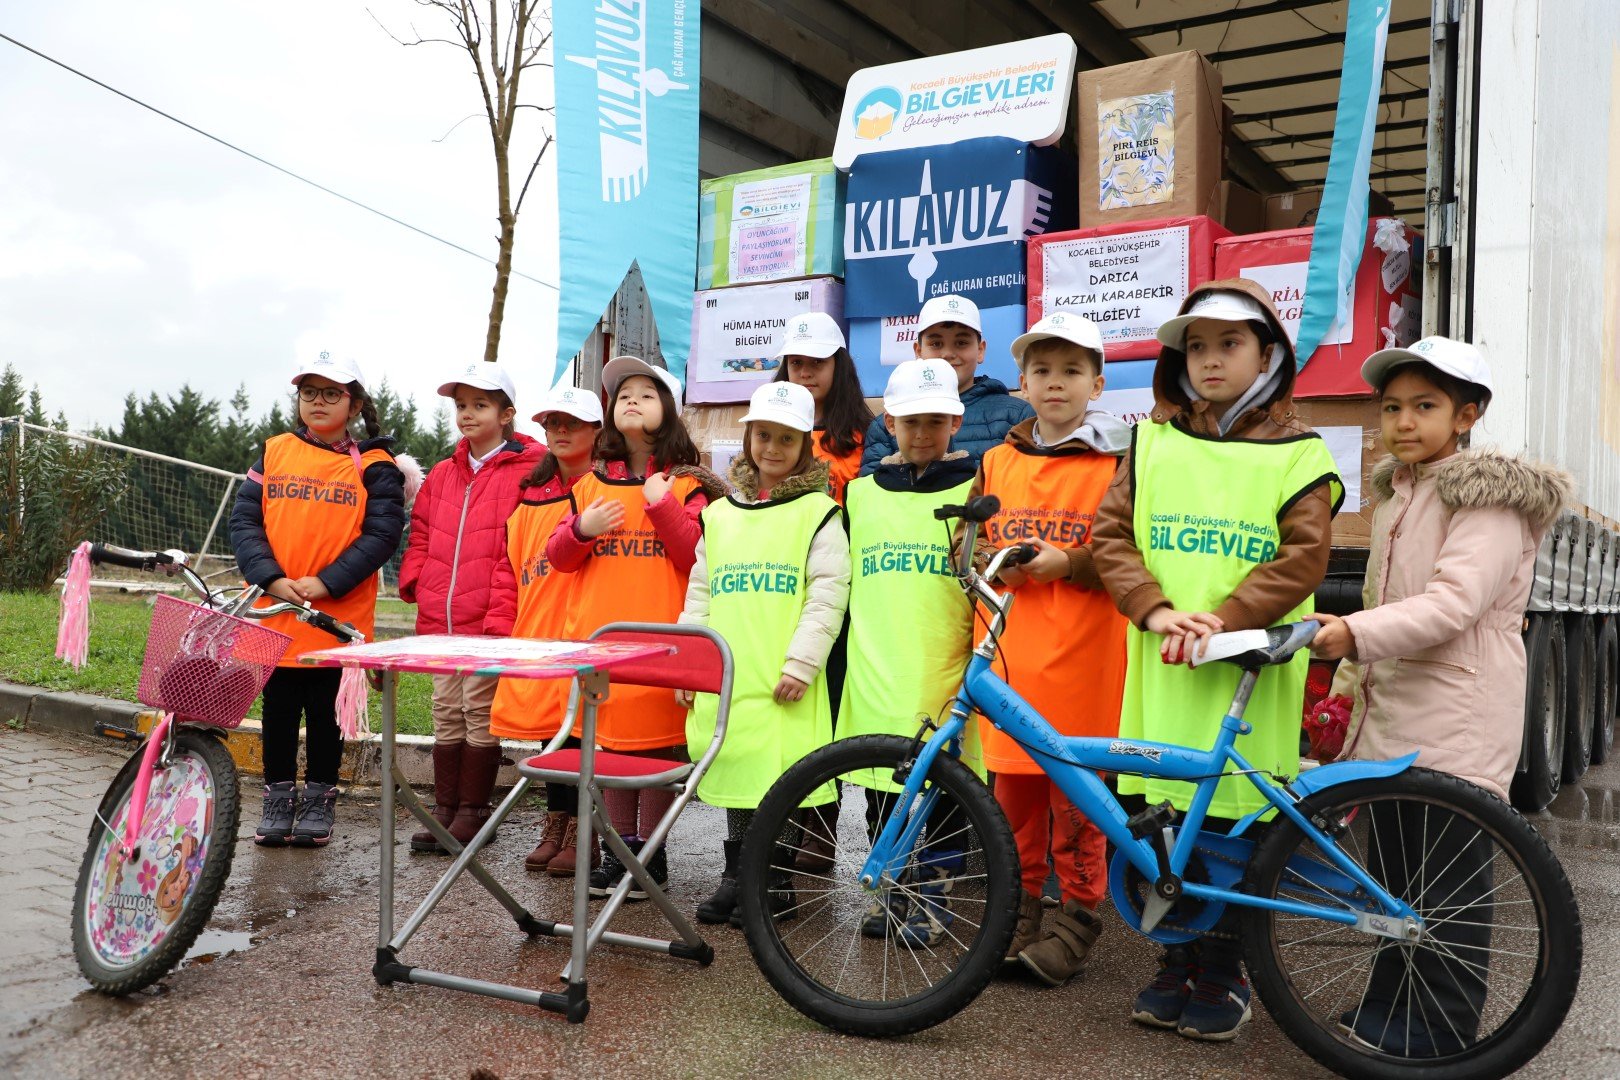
[957,311,1132,987]
[860,294,1034,475]
[1092,281,1342,1040]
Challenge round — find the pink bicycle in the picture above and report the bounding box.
[63,543,361,994]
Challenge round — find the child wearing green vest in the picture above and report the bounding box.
[1092,280,1342,1042]
[839,358,980,948]
[678,380,851,927]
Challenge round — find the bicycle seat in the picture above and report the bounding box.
[1190,621,1320,670]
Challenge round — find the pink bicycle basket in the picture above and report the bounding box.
[137,595,292,728]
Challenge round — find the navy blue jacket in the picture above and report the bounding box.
[859,376,1035,477]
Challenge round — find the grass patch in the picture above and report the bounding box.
[0,590,435,735]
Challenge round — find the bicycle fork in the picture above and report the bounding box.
[110,711,175,861]
[857,703,971,890]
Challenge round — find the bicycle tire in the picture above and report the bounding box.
[1240,768,1581,1080]
[71,728,241,995]
[738,735,1019,1037]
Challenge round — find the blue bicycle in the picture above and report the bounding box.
[741,496,1580,1079]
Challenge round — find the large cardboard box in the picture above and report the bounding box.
[1077,50,1224,228]
[1027,215,1230,361]
[1213,220,1421,398]
[1214,180,1265,235]
[687,278,844,404]
[1262,187,1397,232]
[697,159,845,290]
[1295,397,1382,547]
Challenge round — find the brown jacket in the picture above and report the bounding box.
[1091,277,1336,631]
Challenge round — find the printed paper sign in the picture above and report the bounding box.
[728,174,812,284]
[709,439,744,479]
[1098,386,1155,426]
[691,280,842,385]
[834,34,1078,168]
[1097,90,1175,210]
[1241,261,1354,349]
[1317,426,1365,510]
[1038,225,1191,349]
[878,313,922,366]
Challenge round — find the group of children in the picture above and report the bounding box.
[229,280,1569,1048]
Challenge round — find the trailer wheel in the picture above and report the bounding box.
[1513,613,1566,811]
[1593,616,1618,765]
[1563,616,1596,781]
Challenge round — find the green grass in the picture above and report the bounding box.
[0,590,436,735]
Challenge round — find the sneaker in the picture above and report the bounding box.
[627,842,669,902]
[255,781,297,846]
[898,851,963,948]
[860,881,910,939]
[1018,900,1102,987]
[588,839,640,898]
[1004,890,1045,964]
[290,782,338,847]
[1131,947,1198,1028]
[1177,969,1252,1042]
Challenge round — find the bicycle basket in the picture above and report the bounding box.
[137,595,292,728]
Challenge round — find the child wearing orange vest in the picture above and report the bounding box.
[485,386,603,878]
[771,312,873,506]
[546,357,725,899]
[230,353,406,848]
[964,312,1131,986]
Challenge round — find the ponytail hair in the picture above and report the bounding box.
[350,381,382,440]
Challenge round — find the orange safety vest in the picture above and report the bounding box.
[254,433,394,664]
[489,492,578,741]
[812,430,862,506]
[975,443,1127,773]
[562,471,703,749]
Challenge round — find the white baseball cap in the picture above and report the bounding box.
[1361,336,1494,407]
[601,355,683,416]
[917,294,982,335]
[532,384,604,426]
[1156,291,1271,349]
[884,359,964,417]
[775,311,846,359]
[1010,310,1106,368]
[291,351,366,391]
[739,380,815,433]
[436,360,517,407]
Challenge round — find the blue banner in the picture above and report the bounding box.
[554,1,700,385]
[1296,0,1392,364]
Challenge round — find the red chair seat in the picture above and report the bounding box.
[519,749,692,790]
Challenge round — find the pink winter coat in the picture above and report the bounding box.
[398,433,546,634]
[1334,451,1571,801]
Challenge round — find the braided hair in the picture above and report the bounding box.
[350,381,382,440]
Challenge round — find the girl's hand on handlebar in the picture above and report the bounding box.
[292,576,330,602]
[772,674,808,703]
[1146,607,1223,666]
[578,497,626,538]
[1308,612,1357,661]
[266,577,308,604]
[1023,538,1070,584]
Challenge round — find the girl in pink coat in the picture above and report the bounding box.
[1310,337,1571,1055]
[398,362,544,853]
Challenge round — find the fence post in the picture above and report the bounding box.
[196,474,237,571]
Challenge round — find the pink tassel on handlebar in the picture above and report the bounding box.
[55,542,93,670]
[336,665,369,739]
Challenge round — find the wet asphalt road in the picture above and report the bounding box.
[5,730,1620,1080]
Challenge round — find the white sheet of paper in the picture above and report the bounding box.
[1317,425,1365,510]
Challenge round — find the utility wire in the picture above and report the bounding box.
[0,30,558,291]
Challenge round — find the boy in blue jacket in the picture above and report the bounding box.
[859,294,1034,476]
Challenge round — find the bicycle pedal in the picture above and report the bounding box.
[1126,801,1176,841]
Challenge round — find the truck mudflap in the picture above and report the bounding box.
[1229,752,1420,836]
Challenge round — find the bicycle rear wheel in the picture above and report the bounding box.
[738,735,1019,1036]
[1240,768,1581,1080]
[71,727,240,994]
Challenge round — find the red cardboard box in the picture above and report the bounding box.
[1212,221,1421,398]
[1028,215,1231,361]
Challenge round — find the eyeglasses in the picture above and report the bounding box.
[541,415,588,433]
[298,385,352,405]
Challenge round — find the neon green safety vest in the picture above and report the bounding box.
[1120,420,1343,818]
[687,490,843,809]
[840,473,983,789]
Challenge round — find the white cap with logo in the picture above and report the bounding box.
[917,294,983,335]
[1361,336,1494,407]
[1155,291,1271,350]
[601,355,684,416]
[1010,310,1106,368]
[291,351,366,391]
[884,359,964,417]
[532,384,604,426]
[775,312,846,359]
[436,360,517,407]
[739,380,816,433]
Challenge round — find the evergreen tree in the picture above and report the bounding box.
[24,388,46,426]
[0,365,23,418]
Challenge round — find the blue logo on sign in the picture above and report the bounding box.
[853,87,903,141]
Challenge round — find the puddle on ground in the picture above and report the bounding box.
[180,929,257,967]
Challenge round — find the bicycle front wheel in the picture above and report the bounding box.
[1240,768,1581,1080]
[738,735,1019,1036]
[71,728,241,994]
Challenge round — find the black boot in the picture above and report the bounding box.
[697,840,741,924]
[731,851,799,927]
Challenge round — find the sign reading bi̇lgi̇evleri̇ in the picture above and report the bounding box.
[833,34,1079,169]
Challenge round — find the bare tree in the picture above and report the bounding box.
[376,1,554,363]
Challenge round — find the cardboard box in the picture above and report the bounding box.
[1213,180,1265,234]
[1295,397,1382,547]
[698,159,845,290]
[1077,50,1224,228]
[684,403,748,477]
[1027,215,1231,360]
[1213,220,1421,397]
[688,278,844,404]
[1262,187,1397,232]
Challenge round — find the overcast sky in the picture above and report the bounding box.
[0,1,561,437]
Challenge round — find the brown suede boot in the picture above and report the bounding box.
[1004,890,1045,965]
[545,816,601,877]
[793,803,839,873]
[410,741,463,853]
[448,743,502,847]
[1018,900,1103,987]
[525,811,569,872]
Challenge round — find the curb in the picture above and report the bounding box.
[2,681,546,791]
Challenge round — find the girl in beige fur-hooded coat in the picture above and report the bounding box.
[1330,450,1573,801]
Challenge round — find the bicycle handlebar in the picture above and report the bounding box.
[88,543,180,571]
[933,495,1000,524]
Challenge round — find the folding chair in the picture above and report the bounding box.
[517,621,734,1016]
